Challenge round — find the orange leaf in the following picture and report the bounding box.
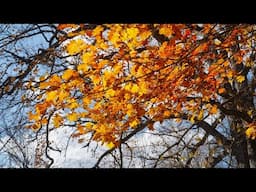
[57,24,77,30]
[62,69,76,81]
[209,105,218,114]
[218,88,226,94]
[192,43,208,55]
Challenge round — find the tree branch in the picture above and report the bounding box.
[93,120,152,168]
[45,113,54,168]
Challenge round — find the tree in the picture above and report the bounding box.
[1,24,256,168]
[0,24,65,167]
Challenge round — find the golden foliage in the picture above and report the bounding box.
[52,113,63,128]
[236,75,245,83]
[246,123,256,139]
[66,39,86,55]
[27,24,256,146]
[67,113,78,121]
[62,69,77,81]
[209,105,218,114]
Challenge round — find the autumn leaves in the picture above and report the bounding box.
[26,24,256,147]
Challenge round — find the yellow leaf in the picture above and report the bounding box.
[28,111,40,121]
[105,142,115,149]
[52,113,63,128]
[57,24,256,146]
[62,69,76,81]
[80,112,88,118]
[97,124,107,133]
[159,42,171,59]
[39,81,49,89]
[198,110,204,120]
[91,75,101,85]
[121,27,139,42]
[58,90,69,102]
[214,39,221,45]
[69,102,79,109]
[113,64,123,74]
[108,30,121,48]
[127,103,133,110]
[46,91,57,102]
[77,63,89,73]
[124,93,131,100]
[81,52,94,65]
[247,110,253,116]
[138,81,148,95]
[223,60,229,67]
[140,31,151,41]
[246,123,256,139]
[104,70,115,81]
[67,113,78,121]
[159,26,173,37]
[68,99,79,109]
[226,71,233,78]
[137,66,145,77]
[66,39,86,55]
[129,119,140,128]
[190,114,196,124]
[102,78,107,87]
[105,89,115,98]
[130,65,137,76]
[130,84,139,93]
[130,50,137,57]
[82,97,91,106]
[127,104,134,116]
[167,66,179,80]
[92,25,104,36]
[126,28,139,39]
[85,122,94,129]
[124,83,131,91]
[236,75,245,83]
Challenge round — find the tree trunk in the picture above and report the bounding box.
[230,120,250,168]
[247,140,256,168]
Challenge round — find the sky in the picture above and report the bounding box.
[0,24,56,167]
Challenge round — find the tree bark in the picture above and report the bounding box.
[230,119,250,168]
[247,140,256,168]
